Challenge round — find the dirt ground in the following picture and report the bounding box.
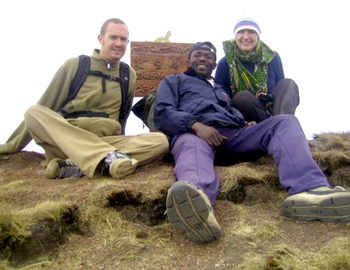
[1,133,350,270]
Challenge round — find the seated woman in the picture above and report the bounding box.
[215,17,299,123]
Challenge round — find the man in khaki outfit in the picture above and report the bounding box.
[0,18,169,179]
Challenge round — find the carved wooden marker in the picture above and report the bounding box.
[131,42,194,97]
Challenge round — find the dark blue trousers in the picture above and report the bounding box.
[171,115,330,205]
[232,78,299,123]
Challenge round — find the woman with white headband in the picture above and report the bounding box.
[215,18,299,123]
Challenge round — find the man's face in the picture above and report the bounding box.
[235,29,259,54]
[188,48,216,78]
[98,22,129,62]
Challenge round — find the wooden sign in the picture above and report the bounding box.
[131,42,194,96]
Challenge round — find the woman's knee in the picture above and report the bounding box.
[274,78,299,94]
[283,78,298,87]
[232,90,255,105]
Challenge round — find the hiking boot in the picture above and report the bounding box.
[166,181,222,243]
[283,186,350,222]
[104,151,138,179]
[46,158,84,179]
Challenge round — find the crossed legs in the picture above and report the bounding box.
[24,105,169,178]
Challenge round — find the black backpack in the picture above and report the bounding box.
[132,92,158,131]
[132,75,181,132]
[59,55,130,122]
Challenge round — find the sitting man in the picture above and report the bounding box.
[0,18,169,179]
[154,41,350,243]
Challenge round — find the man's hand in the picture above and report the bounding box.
[191,122,227,148]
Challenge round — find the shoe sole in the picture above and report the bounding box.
[109,158,138,179]
[166,181,221,243]
[283,191,350,222]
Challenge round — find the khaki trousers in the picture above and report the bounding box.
[24,105,169,178]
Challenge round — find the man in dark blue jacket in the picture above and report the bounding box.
[154,42,350,244]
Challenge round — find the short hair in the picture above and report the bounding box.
[100,18,127,36]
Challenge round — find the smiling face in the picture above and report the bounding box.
[98,22,129,62]
[235,29,259,54]
[187,47,217,78]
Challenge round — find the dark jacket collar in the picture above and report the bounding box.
[184,67,214,83]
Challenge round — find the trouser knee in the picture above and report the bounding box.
[133,132,169,165]
[232,90,255,105]
[24,105,44,128]
[172,133,214,163]
[273,79,299,99]
[172,134,209,152]
[152,132,169,155]
[280,78,298,89]
[268,114,302,132]
[270,114,297,123]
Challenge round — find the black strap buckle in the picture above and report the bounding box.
[107,75,118,82]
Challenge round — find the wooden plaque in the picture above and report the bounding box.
[131,42,194,96]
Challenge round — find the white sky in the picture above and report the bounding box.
[1,0,349,153]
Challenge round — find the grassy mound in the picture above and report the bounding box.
[0,132,350,269]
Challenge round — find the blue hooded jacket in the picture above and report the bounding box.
[154,70,245,141]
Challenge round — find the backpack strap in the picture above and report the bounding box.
[88,70,121,93]
[68,55,91,103]
[118,62,130,122]
[59,56,130,122]
[59,55,90,113]
[88,62,130,122]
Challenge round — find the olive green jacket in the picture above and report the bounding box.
[0,50,136,154]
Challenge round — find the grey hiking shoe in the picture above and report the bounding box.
[283,186,350,222]
[104,151,138,179]
[46,158,84,179]
[166,181,222,243]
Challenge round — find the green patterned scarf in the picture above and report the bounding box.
[223,39,275,96]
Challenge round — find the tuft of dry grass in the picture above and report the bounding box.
[235,236,350,270]
[0,201,81,268]
[0,181,25,193]
[235,244,315,270]
[81,200,129,233]
[312,132,350,151]
[4,202,74,240]
[217,158,279,194]
[311,132,350,174]
[224,203,282,248]
[1,201,74,244]
[0,260,13,270]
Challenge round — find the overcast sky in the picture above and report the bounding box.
[1,0,349,152]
